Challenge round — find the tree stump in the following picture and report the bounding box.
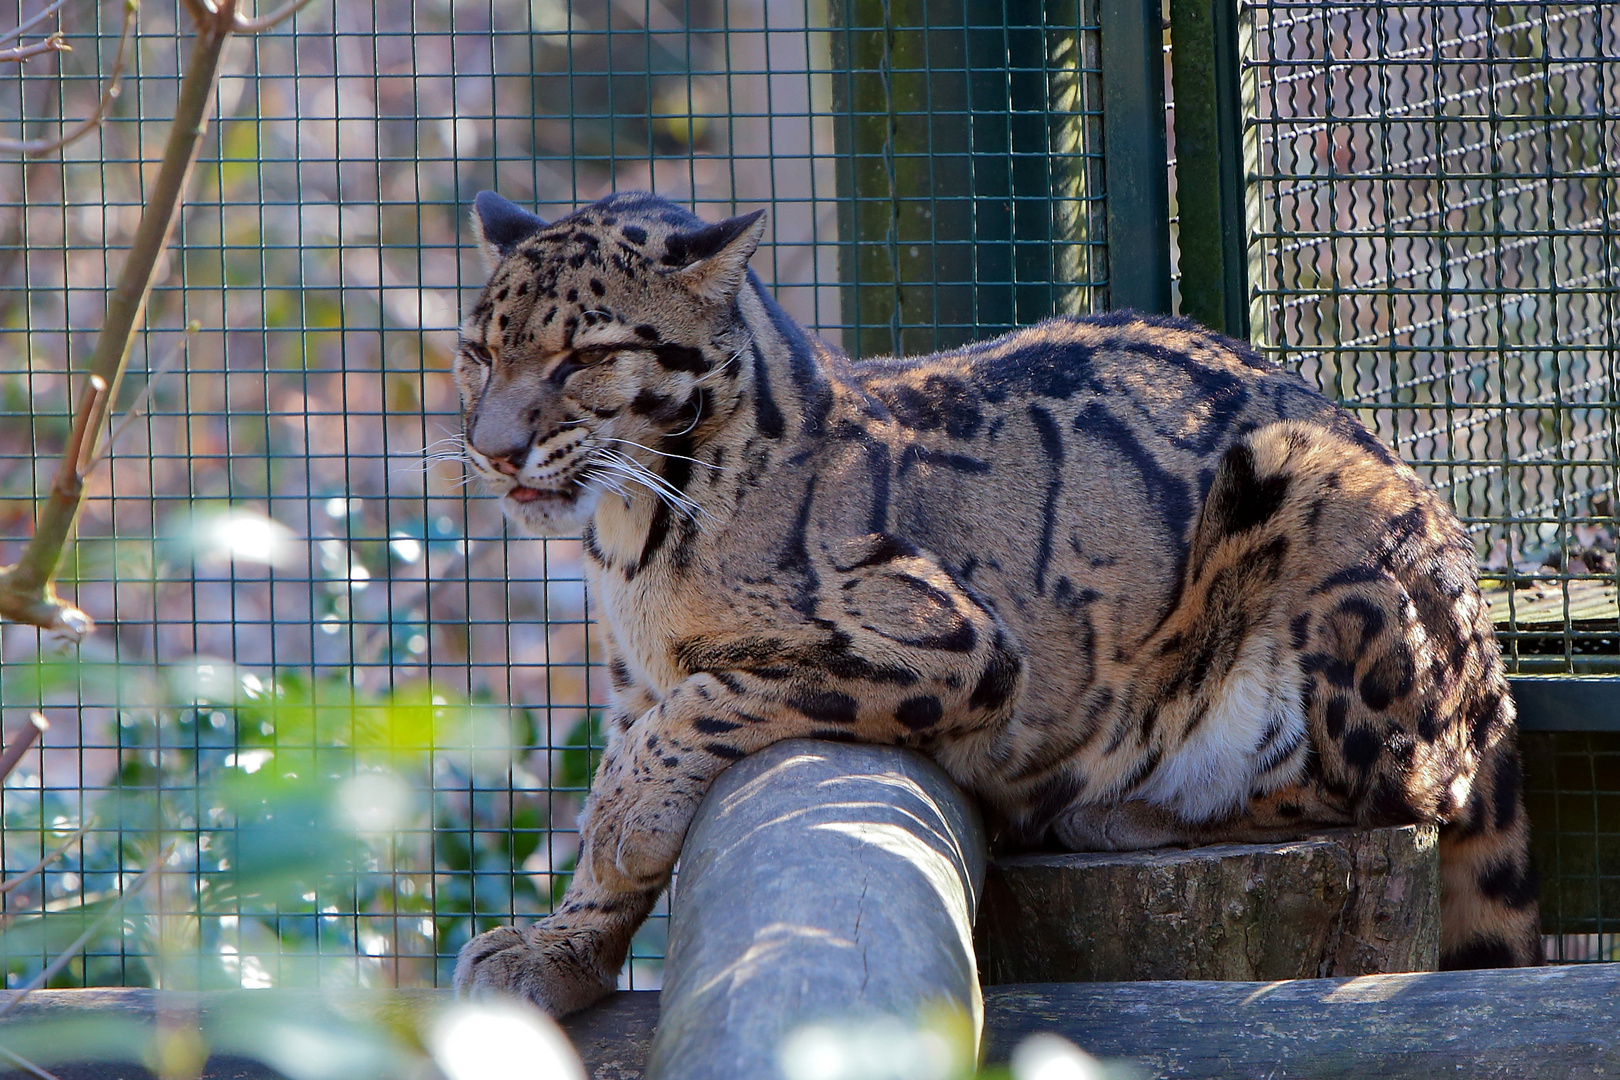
[976,825,1439,984]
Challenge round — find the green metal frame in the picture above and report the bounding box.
[1098,0,1172,312]
[1167,0,1247,335]
[1511,679,1620,734]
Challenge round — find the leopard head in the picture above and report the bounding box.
[455,191,766,535]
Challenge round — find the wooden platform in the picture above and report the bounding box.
[1485,578,1619,627]
[3,969,1618,1080]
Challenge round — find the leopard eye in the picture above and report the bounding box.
[462,341,493,366]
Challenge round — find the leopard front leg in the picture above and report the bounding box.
[453,675,906,1015]
[456,548,1019,1015]
[454,673,663,1015]
[451,813,659,1014]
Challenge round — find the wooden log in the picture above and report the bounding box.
[976,825,1439,983]
[646,739,988,1080]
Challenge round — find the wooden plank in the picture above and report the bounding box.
[1486,579,1619,628]
[6,967,1619,1079]
[983,964,1620,1078]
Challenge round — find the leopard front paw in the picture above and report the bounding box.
[453,922,619,1017]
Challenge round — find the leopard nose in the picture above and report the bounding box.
[484,452,522,476]
[467,413,534,471]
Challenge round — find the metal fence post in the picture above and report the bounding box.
[828,0,1109,356]
[1168,0,1248,335]
[1098,0,1173,313]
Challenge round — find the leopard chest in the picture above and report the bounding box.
[588,558,728,699]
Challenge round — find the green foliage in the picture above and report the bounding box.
[0,651,597,991]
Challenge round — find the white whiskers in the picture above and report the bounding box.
[393,432,473,478]
[596,435,727,471]
[586,446,710,522]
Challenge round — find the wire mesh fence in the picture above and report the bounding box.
[0,0,1616,992]
[0,0,858,991]
[1243,0,1620,671]
[1241,0,1620,959]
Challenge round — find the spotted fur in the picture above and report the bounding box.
[450,191,1542,1013]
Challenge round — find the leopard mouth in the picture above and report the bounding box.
[506,484,578,505]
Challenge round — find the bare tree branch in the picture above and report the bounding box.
[0,712,50,785]
[0,0,277,638]
[232,0,316,34]
[79,322,199,479]
[0,0,139,156]
[0,34,68,64]
[0,0,72,49]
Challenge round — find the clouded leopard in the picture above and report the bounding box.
[450,190,1541,1014]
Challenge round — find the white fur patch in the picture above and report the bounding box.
[1134,636,1306,822]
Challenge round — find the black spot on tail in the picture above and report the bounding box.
[1441,936,1519,970]
[1493,751,1522,829]
[1468,687,1507,751]
[1303,653,1356,690]
[1323,696,1349,737]
[1332,596,1387,652]
[1207,441,1291,539]
[1289,612,1311,648]
[1359,644,1415,711]
[1478,858,1539,909]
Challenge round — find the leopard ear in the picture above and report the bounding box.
[667,208,767,304]
[471,191,546,268]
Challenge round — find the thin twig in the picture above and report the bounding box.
[0,0,139,156]
[55,377,106,497]
[0,843,175,1023]
[0,713,49,786]
[0,1043,63,1080]
[232,0,316,34]
[0,825,89,898]
[0,0,71,49]
[0,34,67,64]
[79,324,198,478]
